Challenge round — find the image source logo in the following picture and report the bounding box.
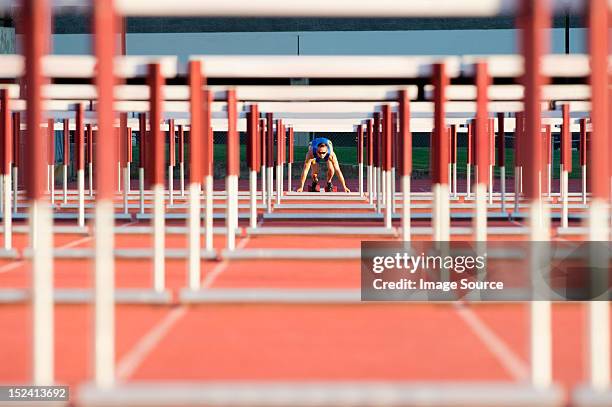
[360,241,612,302]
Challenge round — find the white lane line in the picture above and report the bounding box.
[0,220,138,275]
[115,236,251,382]
[454,303,529,381]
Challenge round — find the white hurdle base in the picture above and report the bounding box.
[221,248,360,260]
[573,386,612,407]
[78,381,563,407]
[0,288,171,304]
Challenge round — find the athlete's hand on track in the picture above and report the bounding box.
[343,186,351,193]
[296,187,303,192]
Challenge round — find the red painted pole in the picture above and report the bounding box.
[247,105,258,172]
[12,112,20,171]
[178,125,184,165]
[188,60,202,184]
[489,118,495,167]
[520,0,548,201]
[588,0,609,200]
[86,124,93,165]
[382,105,392,172]
[259,118,265,172]
[1,90,12,175]
[392,111,398,170]
[202,90,213,179]
[561,104,572,173]
[432,63,449,185]
[227,90,238,178]
[399,89,412,176]
[450,124,457,165]
[23,0,46,201]
[467,123,473,166]
[266,113,274,168]
[366,119,373,167]
[373,112,381,169]
[119,112,128,167]
[47,119,54,167]
[148,63,164,186]
[139,113,146,169]
[475,62,490,187]
[76,104,84,172]
[63,119,70,168]
[515,111,523,170]
[168,119,175,167]
[289,127,294,164]
[579,118,587,167]
[357,124,363,168]
[497,112,505,167]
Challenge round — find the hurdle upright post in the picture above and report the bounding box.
[450,124,457,198]
[22,0,54,385]
[226,89,239,250]
[357,124,364,196]
[466,123,473,198]
[247,104,259,229]
[75,103,85,227]
[259,118,266,200]
[178,124,185,197]
[382,104,392,229]
[12,112,19,215]
[545,123,552,198]
[497,112,506,212]
[120,112,129,214]
[148,63,166,292]
[579,118,587,205]
[1,89,12,250]
[187,60,203,290]
[366,119,373,204]
[203,89,214,252]
[275,119,282,205]
[391,111,398,211]
[266,113,274,212]
[514,111,524,215]
[399,89,411,241]
[288,127,294,192]
[586,0,610,390]
[63,118,69,205]
[432,63,450,241]
[520,0,552,388]
[474,62,490,242]
[92,0,117,387]
[47,119,55,206]
[560,104,571,228]
[168,119,175,206]
[488,117,495,205]
[87,124,93,196]
[138,112,146,214]
[373,112,381,213]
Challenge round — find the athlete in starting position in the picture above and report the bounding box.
[296,137,351,192]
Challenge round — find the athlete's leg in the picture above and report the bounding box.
[311,162,319,182]
[326,163,335,183]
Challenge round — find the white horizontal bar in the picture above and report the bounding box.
[113,0,588,17]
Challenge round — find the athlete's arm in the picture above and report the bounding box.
[330,153,350,192]
[296,151,315,192]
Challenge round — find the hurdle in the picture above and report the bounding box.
[560,104,571,228]
[47,118,54,205]
[544,123,552,198]
[203,89,214,252]
[450,124,457,198]
[76,103,85,227]
[432,63,450,241]
[246,104,259,229]
[357,124,363,196]
[373,111,381,213]
[138,112,146,213]
[1,89,12,252]
[579,117,588,205]
[466,122,473,197]
[574,0,612,404]
[382,104,392,229]
[514,111,523,215]
[11,111,19,215]
[399,89,412,241]
[288,126,294,192]
[474,61,490,242]
[62,117,69,205]
[488,117,495,205]
[498,112,507,212]
[168,118,175,206]
[178,124,185,196]
[366,119,373,204]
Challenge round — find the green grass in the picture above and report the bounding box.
[130,144,585,179]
